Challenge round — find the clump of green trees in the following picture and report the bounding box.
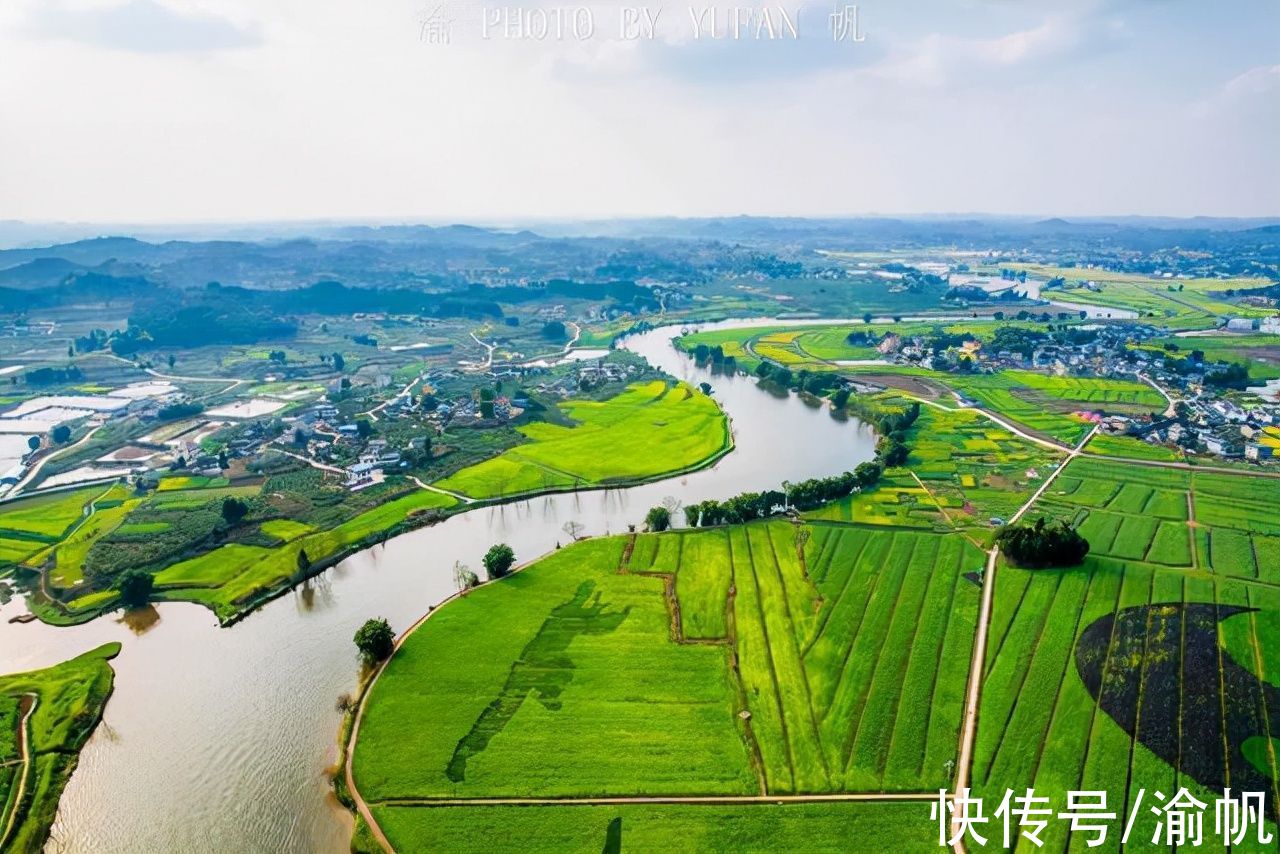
[752,362,839,397]
[354,618,395,664]
[116,569,154,608]
[996,517,1090,568]
[645,506,671,532]
[692,343,739,374]
[483,543,516,579]
[684,461,885,527]
[679,396,923,527]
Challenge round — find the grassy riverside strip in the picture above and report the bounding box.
[0,644,120,853]
[436,380,731,500]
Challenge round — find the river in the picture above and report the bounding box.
[0,321,877,853]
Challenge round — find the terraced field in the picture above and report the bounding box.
[155,487,457,621]
[5,475,457,625]
[436,381,730,500]
[0,486,101,569]
[832,367,1157,445]
[352,521,983,847]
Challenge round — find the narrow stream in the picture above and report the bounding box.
[0,321,877,853]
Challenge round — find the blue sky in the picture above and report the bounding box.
[0,0,1275,222]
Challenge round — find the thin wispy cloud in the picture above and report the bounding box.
[19,0,260,54]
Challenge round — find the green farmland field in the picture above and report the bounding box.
[156,487,457,622]
[1084,432,1182,462]
[0,644,119,853]
[807,401,1064,535]
[437,380,730,500]
[0,486,100,545]
[370,801,937,853]
[974,456,1280,851]
[352,520,984,831]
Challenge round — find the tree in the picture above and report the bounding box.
[293,427,307,446]
[698,382,713,395]
[356,418,373,439]
[645,505,671,532]
[453,560,479,591]
[218,450,229,469]
[294,549,312,584]
[542,320,567,340]
[116,569,154,609]
[168,354,176,369]
[27,436,40,452]
[354,618,395,664]
[483,543,516,579]
[563,520,585,541]
[831,388,851,409]
[996,517,1090,568]
[332,352,345,372]
[52,424,72,444]
[221,496,249,526]
[862,312,873,324]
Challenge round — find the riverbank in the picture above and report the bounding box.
[0,320,879,851]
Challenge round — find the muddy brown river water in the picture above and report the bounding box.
[0,320,878,852]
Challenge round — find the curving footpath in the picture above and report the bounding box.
[0,693,38,849]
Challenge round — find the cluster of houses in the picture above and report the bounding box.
[1101,399,1280,461]
[879,321,1280,464]
[280,353,648,490]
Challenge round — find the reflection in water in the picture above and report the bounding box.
[118,606,160,636]
[0,320,878,853]
[297,575,337,614]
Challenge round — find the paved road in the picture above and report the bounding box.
[4,424,104,499]
[1137,371,1178,418]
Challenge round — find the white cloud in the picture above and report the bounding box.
[868,9,1123,88]
[0,0,1273,221]
[1223,63,1280,99]
[16,0,261,53]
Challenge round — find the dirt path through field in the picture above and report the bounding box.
[0,693,37,849]
[949,425,1097,852]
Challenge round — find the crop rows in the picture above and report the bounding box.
[1034,458,1280,583]
[977,556,1280,852]
[728,523,982,793]
[977,456,1280,850]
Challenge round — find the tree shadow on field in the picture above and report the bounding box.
[446,581,631,783]
[601,817,623,854]
[1076,603,1280,818]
